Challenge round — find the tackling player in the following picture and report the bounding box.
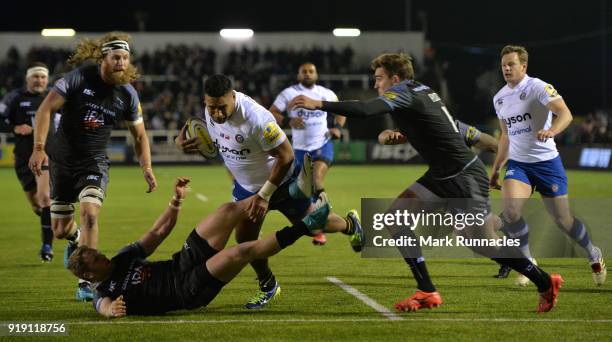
[66,177,331,317]
[29,32,158,301]
[291,52,563,313]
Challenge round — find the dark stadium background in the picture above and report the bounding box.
[2,1,610,115]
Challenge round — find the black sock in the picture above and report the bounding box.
[493,258,551,292]
[404,257,436,292]
[275,222,309,249]
[41,207,53,246]
[342,217,354,235]
[259,271,276,291]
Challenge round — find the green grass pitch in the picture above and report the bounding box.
[0,165,611,340]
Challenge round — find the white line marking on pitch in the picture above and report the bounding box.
[32,318,612,326]
[195,193,208,202]
[326,276,403,321]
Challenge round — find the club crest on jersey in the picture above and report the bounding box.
[235,134,244,144]
[497,99,503,105]
[263,122,281,144]
[520,92,526,100]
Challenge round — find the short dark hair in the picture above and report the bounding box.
[204,74,233,97]
[27,61,49,70]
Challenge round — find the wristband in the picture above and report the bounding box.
[168,202,181,210]
[34,142,45,151]
[257,181,278,202]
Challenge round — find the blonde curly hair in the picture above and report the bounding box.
[68,31,139,83]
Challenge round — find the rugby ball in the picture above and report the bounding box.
[185,117,218,159]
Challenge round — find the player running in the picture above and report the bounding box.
[291,52,563,313]
[66,177,331,317]
[29,32,157,301]
[270,62,349,246]
[490,45,606,286]
[176,75,363,309]
[0,62,59,262]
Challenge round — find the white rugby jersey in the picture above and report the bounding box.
[204,91,292,192]
[272,83,338,151]
[493,75,562,163]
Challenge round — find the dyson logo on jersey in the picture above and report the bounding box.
[213,139,251,156]
[296,108,324,119]
[503,113,532,129]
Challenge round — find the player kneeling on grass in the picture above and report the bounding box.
[66,177,330,317]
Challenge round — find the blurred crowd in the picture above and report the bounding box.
[0,44,609,144]
[0,44,357,131]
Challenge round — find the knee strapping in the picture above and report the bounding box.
[78,186,104,206]
[51,201,75,219]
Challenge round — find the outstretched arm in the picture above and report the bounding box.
[289,95,391,118]
[138,177,190,255]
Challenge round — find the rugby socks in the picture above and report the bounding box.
[40,207,53,246]
[342,217,354,235]
[493,258,551,292]
[275,222,310,249]
[501,216,534,261]
[258,271,277,292]
[568,217,597,260]
[404,257,436,293]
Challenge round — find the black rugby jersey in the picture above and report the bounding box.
[50,64,142,165]
[322,80,476,179]
[0,88,57,160]
[93,243,181,315]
